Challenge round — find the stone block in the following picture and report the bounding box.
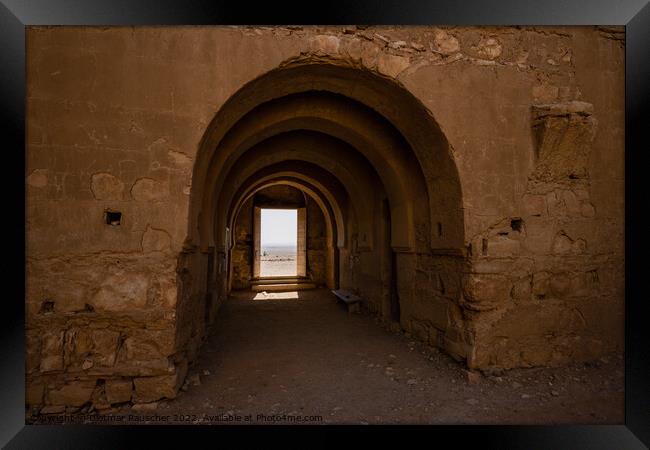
[433,29,459,54]
[522,219,555,254]
[92,271,149,311]
[65,328,121,369]
[510,276,532,301]
[532,272,550,297]
[522,194,546,217]
[477,37,502,60]
[519,344,555,367]
[471,259,513,274]
[462,273,511,307]
[429,298,450,330]
[546,191,565,217]
[410,319,429,342]
[66,328,93,357]
[486,235,520,256]
[124,338,163,362]
[559,190,581,216]
[110,357,174,377]
[48,381,96,407]
[377,53,410,78]
[511,257,535,278]
[428,327,443,347]
[570,271,598,297]
[126,329,176,359]
[91,329,121,366]
[40,405,65,415]
[309,35,340,54]
[26,332,41,374]
[40,331,64,372]
[531,103,597,182]
[105,379,133,404]
[549,273,571,298]
[26,383,45,406]
[133,360,187,403]
[552,232,586,255]
[443,333,467,361]
[133,375,178,403]
[552,232,574,254]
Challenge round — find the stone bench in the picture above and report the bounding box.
[331,289,361,314]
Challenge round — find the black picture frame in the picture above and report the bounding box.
[3,0,648,447]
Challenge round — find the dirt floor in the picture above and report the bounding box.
[39,289,624,425]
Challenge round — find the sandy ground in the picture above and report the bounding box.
[33,289,624,425]
[260,258,296,277]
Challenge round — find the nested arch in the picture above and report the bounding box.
[182,59,468,363]
[203,92,427,252]
[189,61,465,256]
[229,176,341,289]
[216,131,381,251]
[227,169,346,250]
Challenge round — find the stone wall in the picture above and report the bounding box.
[231,197,253,289]
[306,196,328,285]
[26,25,624,410]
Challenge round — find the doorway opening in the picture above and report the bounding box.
[256,208,305,278]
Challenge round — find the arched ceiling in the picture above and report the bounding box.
[218,131,380,250]
[228,164,347,248]
[190,61,464,254]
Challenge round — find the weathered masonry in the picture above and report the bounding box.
[25,26,625,411]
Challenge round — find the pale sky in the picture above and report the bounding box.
[261,209,297,246]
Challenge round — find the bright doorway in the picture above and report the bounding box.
[254,208,306,278]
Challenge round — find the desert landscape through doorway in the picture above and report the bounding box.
[260,209,297,277]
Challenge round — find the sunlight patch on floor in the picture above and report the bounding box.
[253,291,299,300]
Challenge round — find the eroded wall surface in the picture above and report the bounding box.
[26,26,624,410]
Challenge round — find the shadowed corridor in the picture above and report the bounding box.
[111,289,623,425]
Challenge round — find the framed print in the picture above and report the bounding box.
[3,0,649,447]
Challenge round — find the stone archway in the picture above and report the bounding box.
[23,26,625,417]
[189,62,465,253]
[179,60,467,374]
[229,175,342,290]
